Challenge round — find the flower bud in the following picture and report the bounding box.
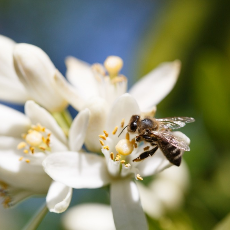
[13,43,67,112]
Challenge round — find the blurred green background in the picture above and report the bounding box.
[1,0,230,229]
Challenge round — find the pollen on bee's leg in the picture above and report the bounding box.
[103,130,109,137]
[17,142,26,150]
[99,135,106,140]
[110,152,114,160]
[121,119,125,128]
[126,133,130,141]
[103,145,109,150]
[136,174,143,181]
[99,140,105,146]
[143,146,150,151]
[112,126,118,135]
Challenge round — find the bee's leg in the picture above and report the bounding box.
[135,135,142,142]
[133,145,158,162]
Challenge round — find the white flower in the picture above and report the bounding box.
[43,94,191,230]
[0,101,90,213]
[0,35,30,103]
[62,203,115,230]
[0,34,68,112]
[53,56,180,152]
[54,55,180,113]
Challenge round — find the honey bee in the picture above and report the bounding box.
[126,115,195,166]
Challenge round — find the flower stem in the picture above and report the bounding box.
[52,109,72,136]
[22,202,48,230]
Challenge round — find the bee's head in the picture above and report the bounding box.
[127,115,140,133]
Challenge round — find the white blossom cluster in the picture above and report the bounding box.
[0,34,191,230]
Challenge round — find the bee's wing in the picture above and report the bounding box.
[152,130,190,151]
[156,117,195,130]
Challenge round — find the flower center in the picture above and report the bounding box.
[99,119,143,181]
[17,123,51,163]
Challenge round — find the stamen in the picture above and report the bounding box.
[23,149,28,154]
[121,119,125,128]
[25,159,30,163]
[144,146,150,151]
[30,147,35,154]
[134,143,137,148]
[103,130,109,137]
[112,126,118,135]
[99,135,106,140]
[110,152,114,160]
[120,160,125,164]
[125,163,131,167]
[19,157,23,161]
[136,174,143,181]
[3,196,11,208]
[17,142,26,149]
[39,146,46,151]
[99,140,105,146]
[115,139,134,156]
[103,146,109,150]
[115,154,121,161]
[126,133,130,141]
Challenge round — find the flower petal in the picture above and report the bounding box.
[0,35,29,103]
[0,147,51,193]
[46,181,72,213]
[106,93,140,143]
[0,104,31,137]
[129,60,181,111]
[43,151,111,189]
[53,70,86,111]
[65,56,99,99]
[69,108,90,152]
[110,178,148,230]
[84,97,109,153]
[25,100,67,145]
[62,203,116,230]
[13,43,67,112]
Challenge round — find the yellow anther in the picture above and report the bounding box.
[25,159,30,163]
[30,147,35,154]
[3,196,11,208]
[23,149,28,154]
[42,136,46,143]
[120,160,125,164]
[104,56,123,78]
[25,130,43,146]
[19,157,23,161]
[115,139,134,156]
[134,143,137,148]
[115,154,121,161]
[121,119,125,128]
[17,142,26,149]
[110,152,114,160]
[92,63,106,76]
[39,146,46,151]
[112,126,118,135]
[46,138,50,147]
[126,133,130,141]
[136,174,143,181]
[103,145,109,150]
[125,163,131,167]
[99,140,105,146]
[22,134,26,139]
[144,146,150,151]
[103,130,109,137]
[99,135,106,140]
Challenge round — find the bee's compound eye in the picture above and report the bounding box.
[130,122,137,132]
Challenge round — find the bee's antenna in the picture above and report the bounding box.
[118,125,128,137]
